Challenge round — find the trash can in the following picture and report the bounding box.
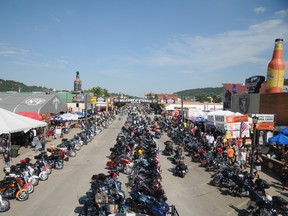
[10,145,19,158]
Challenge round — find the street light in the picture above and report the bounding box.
[250,115,258,178]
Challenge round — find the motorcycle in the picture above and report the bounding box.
[129,189,169,216]
[245,179,288,215]
[0,176,29,201]
[175,162,188,178]
[162,141,174,156]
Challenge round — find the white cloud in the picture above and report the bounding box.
[138,15,288,76]
[254,7,266,14]
[275,9,288,17]
[0,44,30,56]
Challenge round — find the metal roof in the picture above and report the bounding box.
[0,92,67,114]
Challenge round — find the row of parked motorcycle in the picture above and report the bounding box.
[160,118,288,216]
[78,113,173,216]
[0,121,109,213]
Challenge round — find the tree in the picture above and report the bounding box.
[88,86,111,98]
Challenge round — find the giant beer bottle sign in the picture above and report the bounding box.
[266,38,286,93]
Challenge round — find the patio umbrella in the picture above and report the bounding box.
[192,116,206,123]
[268,133,288,145]
[280,127,288,136]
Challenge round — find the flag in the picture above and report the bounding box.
[240,120,248,138]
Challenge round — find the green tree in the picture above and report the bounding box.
[88,86,111,98]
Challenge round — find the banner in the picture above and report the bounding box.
[226,114,249,123]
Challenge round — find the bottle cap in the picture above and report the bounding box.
[275,38,284,42]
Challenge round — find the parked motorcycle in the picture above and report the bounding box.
[175,162,188,178]
[0,176,29,201]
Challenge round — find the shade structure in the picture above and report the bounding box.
[280,127,288,136]
[0,107,47,135]
[18,112,43,121]
[60,113,77,121]
[268,133,288,145]
[192,116,206,123]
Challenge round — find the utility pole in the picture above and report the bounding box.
[84,93,88,130]
[181,95,184,122]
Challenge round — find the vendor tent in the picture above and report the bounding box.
[268,133,288,145]
[0,107,47,135]
[18,112,43,121]
[60,113,79,121]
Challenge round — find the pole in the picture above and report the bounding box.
[181,95,184,122]
[250,122,257,178]
[85,94,88,131]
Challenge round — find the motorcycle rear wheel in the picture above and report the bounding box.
[31,178,39,186]
[40,172,49,181]
[16,190,29,201]
[24,184,34,194]
[0,197,10,212]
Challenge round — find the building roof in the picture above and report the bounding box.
[0,92,67,114]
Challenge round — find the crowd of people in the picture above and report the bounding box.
[163,112,288,189]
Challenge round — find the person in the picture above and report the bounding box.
[95,187,109,214]
[227,146,235,165]
[281,159,288,190]
[254,151,263,178]
[33,135,40,153]
[40,134,46,152]
[3,148,11,169]
[240,148,247,170]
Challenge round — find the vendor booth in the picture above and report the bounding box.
[206,110,250,139]
[0,107,47,157]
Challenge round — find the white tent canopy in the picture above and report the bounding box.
[0,107,47,135]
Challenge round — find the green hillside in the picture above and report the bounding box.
[0,79,51,92]
[174,87,223,103]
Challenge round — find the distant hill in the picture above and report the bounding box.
[0,79,138,98]
[0,79,51,92]
[174,87,223,97]
[174,87,223,103]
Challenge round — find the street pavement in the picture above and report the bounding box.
[0,118,287,215]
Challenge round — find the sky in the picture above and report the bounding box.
[0,0,288,97]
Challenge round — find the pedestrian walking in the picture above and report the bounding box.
[240,148,247,170]
[33,135,40,153]
[227,145,235,165]
[254,151,263,178]
[3,148,11,169]
[40,134,46,152]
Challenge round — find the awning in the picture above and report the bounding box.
[18,112,43,121]
[0,107,47,135]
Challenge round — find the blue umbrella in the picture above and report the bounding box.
[192,116,206,123]
[280,127,288,136]
[268,133,288,145]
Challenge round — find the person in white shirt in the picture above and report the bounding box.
[240,148,247,170]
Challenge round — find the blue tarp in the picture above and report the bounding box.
[268,133,288,145]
